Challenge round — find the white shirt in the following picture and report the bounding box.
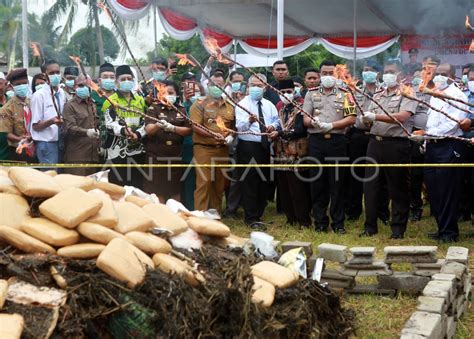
[425,84,468,137]
[30,84,66,142]
[235,96,280,142]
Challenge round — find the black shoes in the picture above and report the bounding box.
[315,226,329,233]
[410,210,423,222]
[427,232,439,240]
[390,234,404,239]
[438,235,458,243]
[359,230,377,237]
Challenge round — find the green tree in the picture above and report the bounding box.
[65,26,119,69]
[0,0,21,69]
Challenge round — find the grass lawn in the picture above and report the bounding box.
[222,203,473,338]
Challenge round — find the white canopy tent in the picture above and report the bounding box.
[107,0,473,65]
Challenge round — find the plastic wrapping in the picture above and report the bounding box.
[278,247,308,279]
[250,232,278,259]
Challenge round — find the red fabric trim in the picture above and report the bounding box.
[202,28,233,47]
[160,8,198,31]
[243,37,310,49]
[116,0,150,10]
[325,35,394,47]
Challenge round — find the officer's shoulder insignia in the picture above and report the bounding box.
[308,86,320,92]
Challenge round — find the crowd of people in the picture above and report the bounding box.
[0,51,473,243]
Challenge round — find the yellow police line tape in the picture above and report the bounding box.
[0,163,473,168]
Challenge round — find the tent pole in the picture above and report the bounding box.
[233,39,237,71]
[154,0,158,58]
[22,0,29,69]
[353,0,357,75]
[277,0,284,60]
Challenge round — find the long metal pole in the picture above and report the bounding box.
[353,0,357,75]
[277,0,284,60]
[153,0,158,58]
[22,0,29,69]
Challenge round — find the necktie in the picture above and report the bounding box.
[258,101,269,149]
[54,92,61,111]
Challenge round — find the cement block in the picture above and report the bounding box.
[307,254,319,273]
[440,261,467,280]
[464,273,472,297]
[455,296,467,319]
[321,278,355,289]
[445,246,469,265]
[378,273,429,293]
[281,241,313,258]
[350,246,376,256]
[401,311,442,339]
[423,280,455,304]
[347,256,374,265]
[431,273,457,283]
[317,243,348,263]
[346,284,397,297]
[400,334,426,339]
[416,296,446,314]
[385,246,437,264]
[343,261,389,270]
[445,316,456,339]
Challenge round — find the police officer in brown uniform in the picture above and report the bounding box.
[346,61,390,224]
[303,60,357,234]
[63,75,100,176]
[144,80,192,202]
[0,68,36,162]
[190,70,235,212]
[360,60,418,239]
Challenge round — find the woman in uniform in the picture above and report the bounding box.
[144,80,192,203]
[273,79,311,227]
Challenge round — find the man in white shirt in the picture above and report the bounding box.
[31,60,66,164]
[235,73,280,227]
[413,63,469,242]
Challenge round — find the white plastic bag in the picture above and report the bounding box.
[250,232,278,259]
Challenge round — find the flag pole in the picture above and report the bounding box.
[22,0,29,69]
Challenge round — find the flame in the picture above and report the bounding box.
[154,82,171,105]
[88,80,101,93]
[215,116,228,132]
[97,1,113,19]
[30,42,42,58]
[69,55,82,67]
[334,64,358,89]
[412,130,425,136]
[400,83,415,97]
[203,37,231,64]
[466,15,474,31]
[419,64,436,92]
[175,53,196,67]
[470,39,474,53]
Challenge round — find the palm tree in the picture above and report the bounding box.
[44,0,138,66]
[0,0,21,69]
[44,0,105,64]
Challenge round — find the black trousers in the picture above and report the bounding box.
[237,140,270,223]
[458,144,473,220]
[424,140,464,238]
[224,152,243,215]
[346,129,390,221]
[276,170,312,226]
[364,137,410,235]
[409,141,425,212]
[308,134,347,230]
[108,153,146,190]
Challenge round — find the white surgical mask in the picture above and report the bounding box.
[467,80,474,93]
[433,75,449,90]
[320,76,336,89]
[165,95,177,105]
[279,93,294,105]
[382,73,398,88]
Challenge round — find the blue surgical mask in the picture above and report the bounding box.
[462,74,468,85]
[101,78,115,91]
[208,86,223,99]
[382,73,398,88]
[65,79,75,88]
[13,84,29,98]
[49,74,61,87]
[412,77,422,87]
[76,86,90,99]
[362,71,377,84]
[249,86,264,101]
[35,84,45,92]
[190,94,203,103]
[433,75,449,90]
[231,82,241,92]
[294,86,301,97]
[153,70,166,81]
[6,90,14,100]
[119,80,134,93]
